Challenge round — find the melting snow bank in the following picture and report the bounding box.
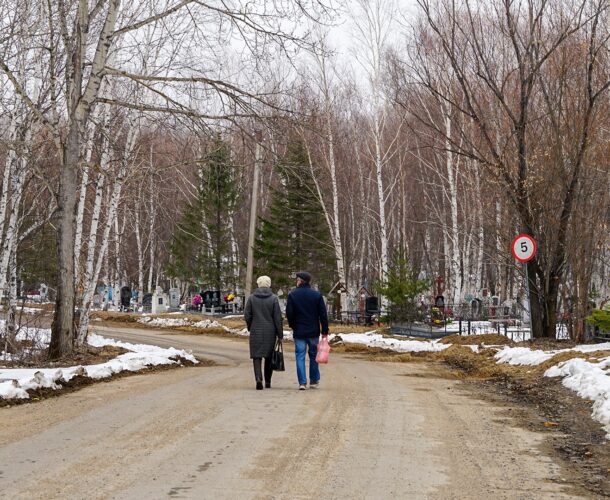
[494,342,610,437]
[333,332,449,353]
[138,317,194,328]
[0,332,198,401]
[545,358,610,437]
[135,315,295,340]
[494,343,610,366]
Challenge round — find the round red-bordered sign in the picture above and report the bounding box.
[511,234,536,263]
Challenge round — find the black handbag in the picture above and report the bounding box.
[271,338,285,371]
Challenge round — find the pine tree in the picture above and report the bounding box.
[255,141,335,293]
[378,254,430,323]
[167,138,238,290]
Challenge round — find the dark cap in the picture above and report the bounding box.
[295,271,311,283]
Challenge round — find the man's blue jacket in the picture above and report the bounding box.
[286,284,329,339]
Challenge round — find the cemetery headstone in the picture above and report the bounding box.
[169,288,180,309]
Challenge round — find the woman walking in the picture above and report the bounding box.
[244,276,283,390]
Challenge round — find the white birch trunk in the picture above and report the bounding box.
[74,116,102,287]
[147,183,156,293]
[0,119,16,245]
[326,122,346,285]
[444,112,461,305]
[5,245,18,344]
[0,154,27,300]
[77,161,128,343]
[443,228,450,292]
[313,42,346,285]
[81,172,106,306]
[303,142,344,287]
[474,165,485,294]
[228,215,240,289]
[112,210,121,305]
[495,200,503,294]
[134,206,145,301]
[74,163,89,288]
[374,114,389,287]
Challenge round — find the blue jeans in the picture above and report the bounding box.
[294,337,320,386]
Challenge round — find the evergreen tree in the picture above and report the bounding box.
[378,254,430,323]
[167,138,238,290]
[255,141,335,293]
[587,306,610,333]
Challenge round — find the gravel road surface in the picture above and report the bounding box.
[0,325,586,499]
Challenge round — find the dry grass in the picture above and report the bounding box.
[356,339,610,383]
[329,323,382,334]
[330,342,393,355]
[2,344,130,369]
[92,311,386,336]
[438,334,515,346]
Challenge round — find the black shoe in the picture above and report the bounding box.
[256,381,263,390]
[265,382,271,389]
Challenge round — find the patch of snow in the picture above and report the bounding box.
[495,342,610,366]
[138,317,190,327]
[0,306,44,315]
[335,332,449,353]
[545,356,610,437]
[494,347,556,366]
[192,319,223,329]
[0,332,197,400]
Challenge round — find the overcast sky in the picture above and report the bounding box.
[315,0,419,86]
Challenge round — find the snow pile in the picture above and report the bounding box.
[0,332,197,400]
[494,347,556,366]
[192,319,223,329]
[138,316,230,331]
[334,332,449,353]
[494,342,610,366]
[0,305,45,315]
[138,317,191,328]
[545,356,610,436]
[490,341,610,436]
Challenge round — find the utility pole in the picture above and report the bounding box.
[245,131,262,300]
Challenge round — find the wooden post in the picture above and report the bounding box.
[245,132,262,301]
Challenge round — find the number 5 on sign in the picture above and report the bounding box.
[512,234,536,262]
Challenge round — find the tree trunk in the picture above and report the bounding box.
[134,205,144,301]
[77,163,127,343]
[0,142,28,301]
[74,163,89,288]
[374,114,389,291]
[543,274,560,339]
[0,120,16,249]
[444,113,461,305]
[527,262,544,339]
[147,172,156,292]
[326,116,346,285]
[5,245,18,349]
[49,124,80,359]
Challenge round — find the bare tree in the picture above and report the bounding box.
[0,0,336,358]
[406,0,610,337]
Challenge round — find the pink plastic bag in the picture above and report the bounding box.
[316,336,331,364]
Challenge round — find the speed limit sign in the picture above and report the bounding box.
[512,234,536,262]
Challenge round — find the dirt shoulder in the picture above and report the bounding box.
[342,342,610,497]
[469,376,610,497]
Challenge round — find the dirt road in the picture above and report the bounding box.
[0,326,587,499]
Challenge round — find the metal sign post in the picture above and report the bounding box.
[511,234,537,328]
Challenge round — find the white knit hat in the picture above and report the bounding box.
[257,275,271,288]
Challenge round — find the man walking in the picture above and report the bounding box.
[286,271,329,390]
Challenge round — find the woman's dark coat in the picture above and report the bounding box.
[244,287,283,359]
